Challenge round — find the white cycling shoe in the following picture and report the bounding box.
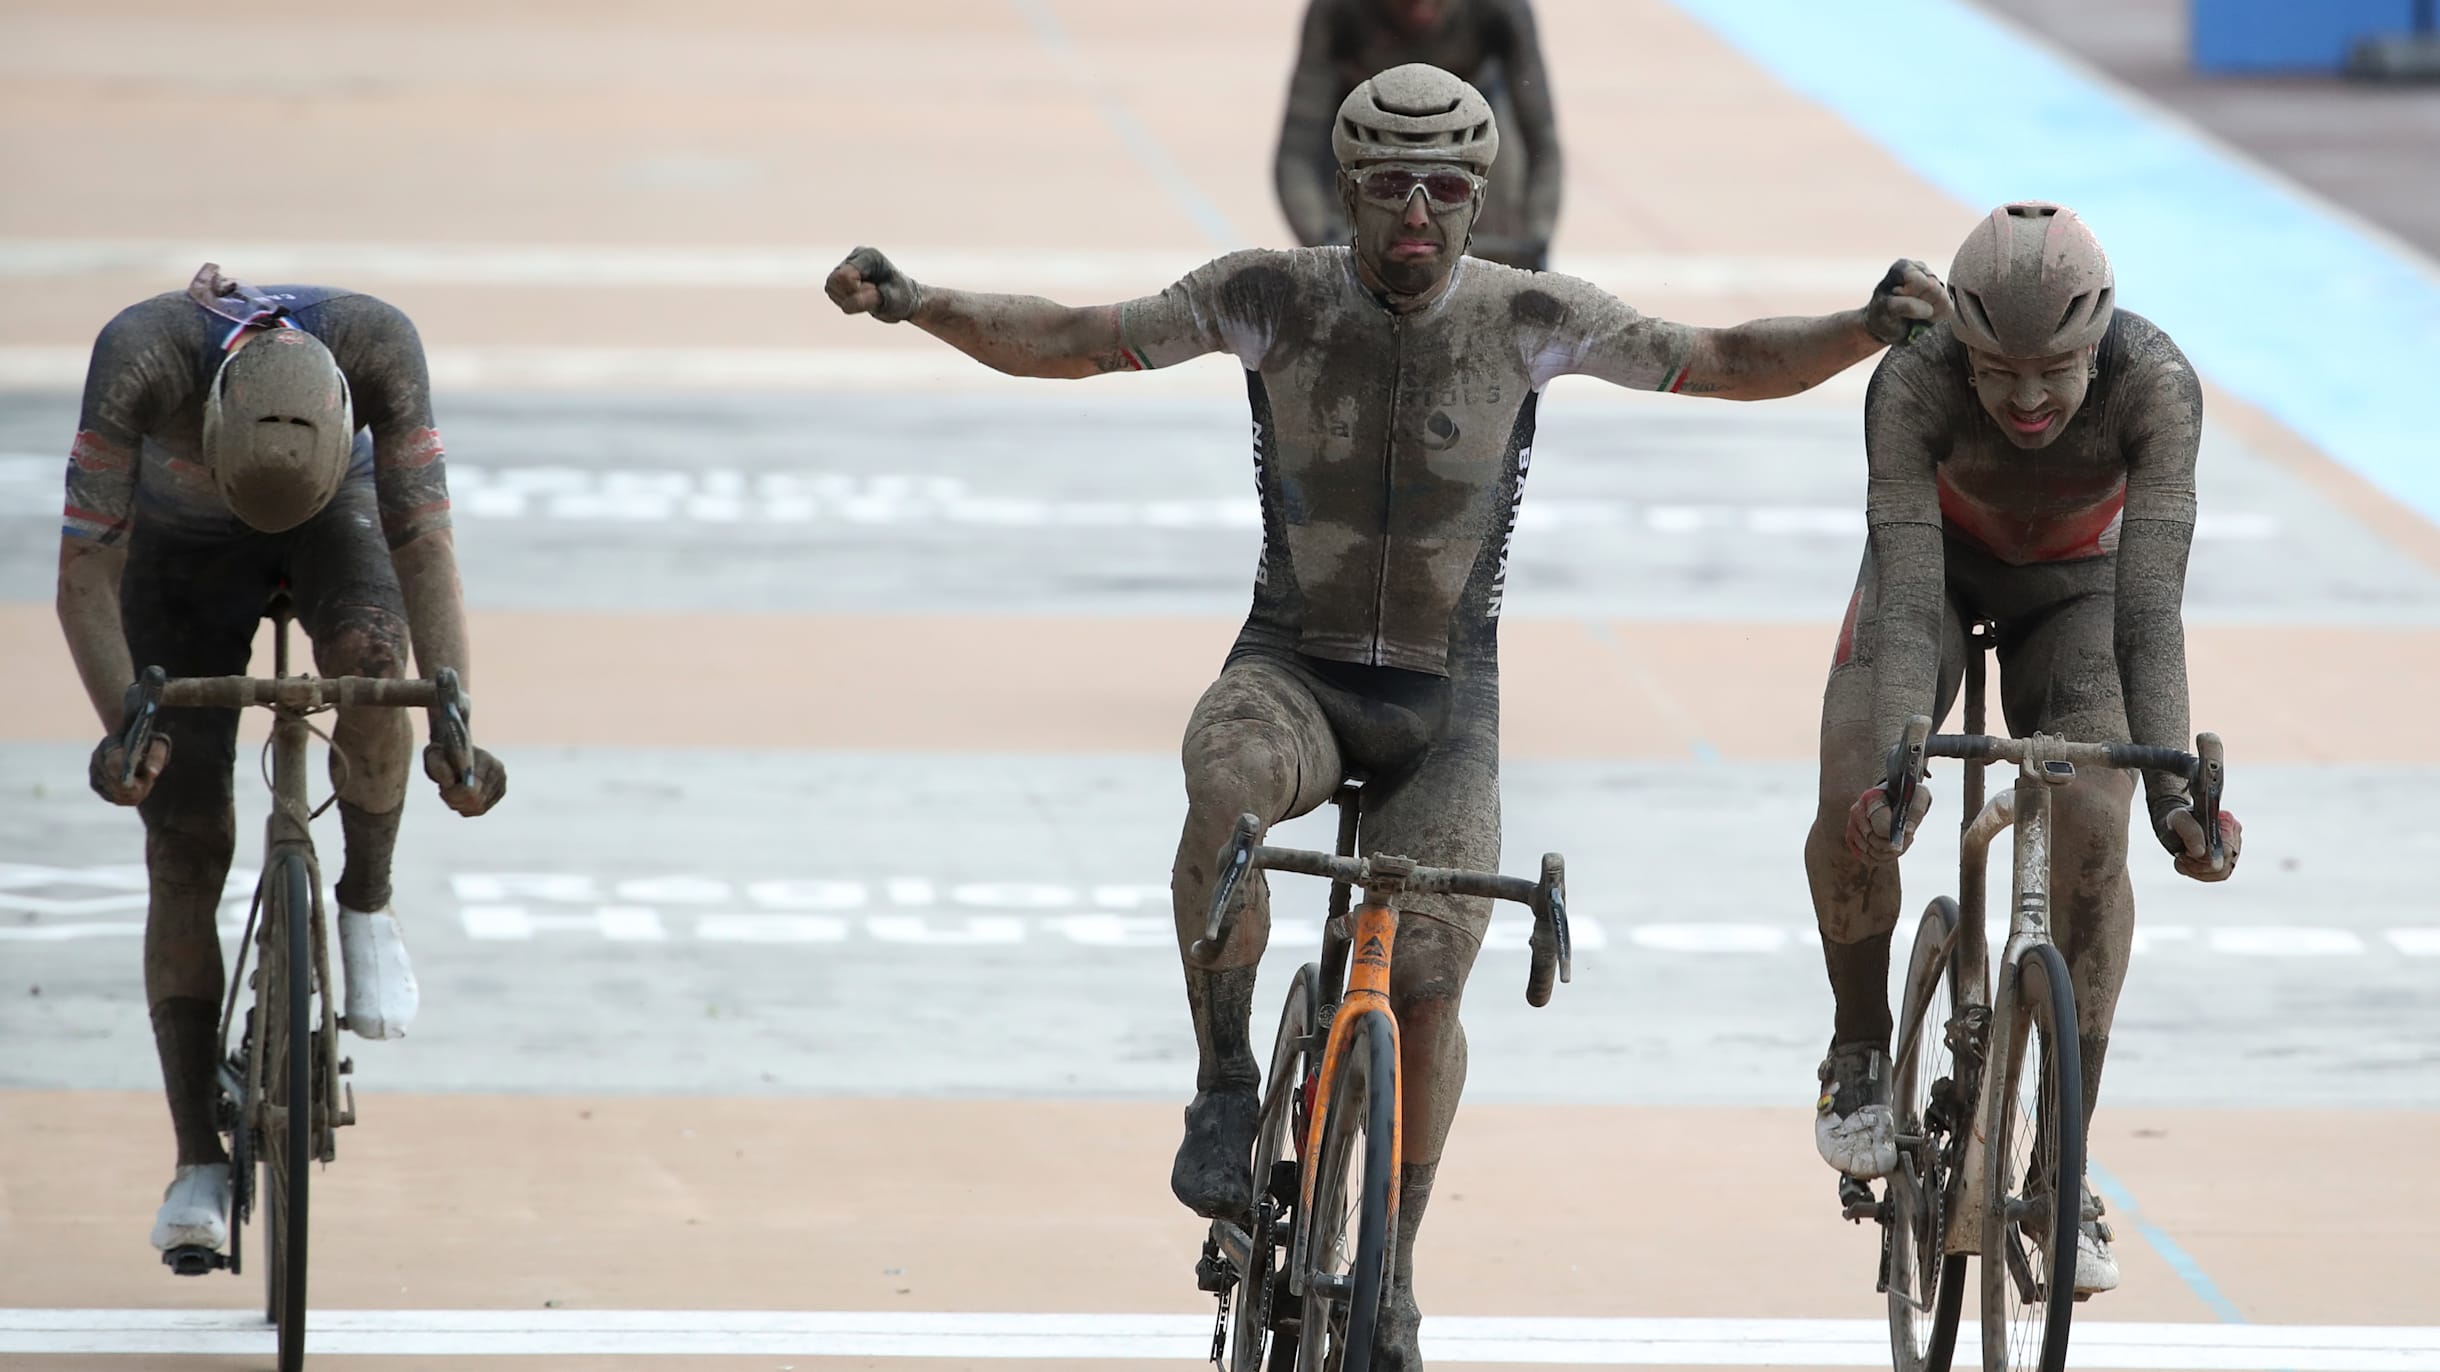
[2075,1190,2121,1294]
[150,1163,232,1252]
[338,905,420,1040]
[1815,1043,1899,1179]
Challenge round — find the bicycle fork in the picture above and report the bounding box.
[1949,767,2057,1256]
[1291,893,1404,1300]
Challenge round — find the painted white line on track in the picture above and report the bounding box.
[0,240,1898,295]
[7,1310,2440,1367]
[0,451,2286,541]
[0,344,1876,402]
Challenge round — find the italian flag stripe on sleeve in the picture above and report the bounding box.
[1659,365,1689,394]
[1121,346,1150,371]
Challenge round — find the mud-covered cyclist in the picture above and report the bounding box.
[1802,204,2245,1297]
[828,65,1943,1369]
[55,266,508,1261]
[1276,0,1562,270]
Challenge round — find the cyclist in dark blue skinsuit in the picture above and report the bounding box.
[55,265,507,1259]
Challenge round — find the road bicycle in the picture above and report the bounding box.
[1850,624,2225,1372]
[1191,784,1571,1372]
[121,593,476,1372]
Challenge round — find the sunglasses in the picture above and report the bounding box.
[1353,167,1482,207]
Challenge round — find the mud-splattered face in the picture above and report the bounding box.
[1341,162,1480,299]
[1371,0,1446,35]
[1965,344,2095,450]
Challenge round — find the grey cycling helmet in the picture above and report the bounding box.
[202,327,354,533]
[1947,202,2115,358]
[1332,63,1499,174]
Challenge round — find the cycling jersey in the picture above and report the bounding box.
[64,284,451,549]
[1857,310,2202,806]
[1120,247,1683,675]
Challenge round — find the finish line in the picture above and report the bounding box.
[8,1310,2440,1367]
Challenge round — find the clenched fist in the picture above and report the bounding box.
[825,246,924,324]
[1862,259,1949,346]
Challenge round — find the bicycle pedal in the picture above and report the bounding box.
[160,1245,227,1277]
[1265,1158,1298,1206]
[1836,1176,1883,1224]
[1194,1241,1238,1294]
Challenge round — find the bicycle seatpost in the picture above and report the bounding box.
[1190,812,1264,967]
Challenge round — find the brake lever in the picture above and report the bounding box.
[431,667,476,790]
[1191,813,1263,967]
[2194,732,2226,866]
[1526,852,1571,1008]
[116,666,167,787]
[1883,714,1934,846]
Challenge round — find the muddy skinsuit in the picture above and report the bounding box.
[1806,311,2203,1132]
[65,286,452,1167]
[1277,0,1562,268]
[1134,247,1682,1366]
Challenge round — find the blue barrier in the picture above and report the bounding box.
[2191,0,2418,73]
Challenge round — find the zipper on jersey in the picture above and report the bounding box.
[1370,316,1403,667]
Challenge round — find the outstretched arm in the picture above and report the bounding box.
[1676,261,1947,400]
[826,246,1254,379]
[826,246,1138,379]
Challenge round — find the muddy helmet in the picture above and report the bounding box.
[1946,202,2116,358]
[1332,63,1499,174]
[202,327,354,533]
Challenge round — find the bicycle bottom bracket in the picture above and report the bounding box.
[161,1245,227,1277]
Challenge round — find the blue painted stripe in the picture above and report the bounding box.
[1669,0,2440,526]
[2087,1160,2251,1325]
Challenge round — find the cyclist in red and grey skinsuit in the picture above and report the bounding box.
[1277,0,1561,269]
[1805,204,2243,1297]
[828,65,1945,1370]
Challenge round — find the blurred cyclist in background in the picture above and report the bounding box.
[1277,0,1561,269]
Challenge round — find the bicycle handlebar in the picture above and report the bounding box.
[115,666,478,786]
[1190,813,1573,1006]
[1883,715,2228,865]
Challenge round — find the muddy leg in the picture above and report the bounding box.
[1168,661,1339,1219]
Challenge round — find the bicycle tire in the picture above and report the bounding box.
[261,852,313,1372]
[1981,942,2083,1372]
[1296,1008,1396,1372]
[1232,964,1322,1372]
[1885,898,1967,1372]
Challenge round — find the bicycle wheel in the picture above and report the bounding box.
[1885,898,1968,1372]
[1232,965,1322,1372]
[259,852,314,1372]
[1296,1008,1397,1372]
[1981,942,2083,1372]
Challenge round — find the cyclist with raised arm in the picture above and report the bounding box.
[1803,204,2243,1294]
[55,266,508,1259]
[1277,0,1561,270]
[828,65,1942,1368]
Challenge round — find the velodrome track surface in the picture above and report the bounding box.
[2,1,2436,1367]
